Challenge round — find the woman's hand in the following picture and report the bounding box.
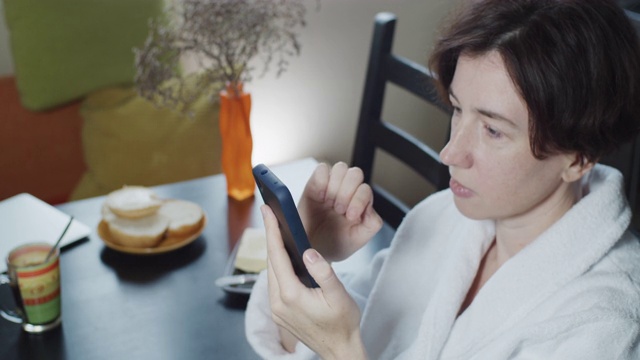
[262,205,368,359]
[298,162,383,262]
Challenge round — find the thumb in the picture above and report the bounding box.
[348,205,383,257]
[303,249,347,302]
[360,203,383,235]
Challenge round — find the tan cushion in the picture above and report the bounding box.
[70,85,221,200]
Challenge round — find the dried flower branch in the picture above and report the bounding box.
[134,0,316,112]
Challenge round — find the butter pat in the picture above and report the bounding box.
[235,228,267,273]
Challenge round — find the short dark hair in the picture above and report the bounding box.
[429,0,640,162]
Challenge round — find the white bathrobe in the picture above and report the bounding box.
[245,164,640,359]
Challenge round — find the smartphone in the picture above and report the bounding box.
[253,164,319,288]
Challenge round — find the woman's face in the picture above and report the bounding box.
[440,51,577,222]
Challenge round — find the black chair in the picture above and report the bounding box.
[351,12,451,229]
[601,141,640,219]
[601,8,640,228]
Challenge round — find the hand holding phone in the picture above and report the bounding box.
[253,164,319,288]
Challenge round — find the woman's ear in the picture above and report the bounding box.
[562,154,594,183]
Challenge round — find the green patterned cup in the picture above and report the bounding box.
[0,242,62,333]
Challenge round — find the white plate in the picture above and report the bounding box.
[220,239,257,295]
[97,215,206,255]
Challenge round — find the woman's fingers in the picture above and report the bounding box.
[303,249,347,304]
[365,200,384,229]
[345,182,373,222]
[263,205,306,333]
[326,162,349,208]
[303,162,370,218]
[262,205,299,293]
[326,163,367,216]
[303,163,330,203]
[267,258,281,311]
[334,167,365,216]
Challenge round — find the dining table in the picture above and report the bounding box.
[0,157,394,360]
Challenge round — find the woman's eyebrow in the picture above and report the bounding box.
[449,89,518,128]
[476,109,518,128]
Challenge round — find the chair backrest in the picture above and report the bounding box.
[601,141,640,218]
[351,12,450,229]
[601,8,640,227]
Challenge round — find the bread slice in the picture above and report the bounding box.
[158,199,204,237]
[106,186,163,219]
[107,213,169,248]
[234,227,267,273]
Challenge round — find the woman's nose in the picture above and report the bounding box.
[440,124,472,168]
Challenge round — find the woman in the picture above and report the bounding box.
[246,0,640,358]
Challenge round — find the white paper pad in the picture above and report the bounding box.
[0,193,91,272]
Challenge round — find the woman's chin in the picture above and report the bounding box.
[453,197,489,220]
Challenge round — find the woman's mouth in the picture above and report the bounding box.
[449,178,474,198]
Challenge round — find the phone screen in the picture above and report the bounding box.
[253,164,319,288]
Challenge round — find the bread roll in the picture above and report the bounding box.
[158,199,204,237]
[106,186,163,219]
[101,203,118,223]
[107,213,169,248]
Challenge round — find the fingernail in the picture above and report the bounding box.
[305,249,320,264]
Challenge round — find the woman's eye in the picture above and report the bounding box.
[485,124,502,139]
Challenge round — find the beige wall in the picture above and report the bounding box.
[251,0,458,162]
[0,0,461,206]
[248,0,460,206]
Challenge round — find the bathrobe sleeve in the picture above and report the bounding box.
[506,317,640,359]
[244,271,316,359]
[244,248,391,359]
[342,248,391,312]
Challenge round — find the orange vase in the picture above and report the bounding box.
[219,82,254,201]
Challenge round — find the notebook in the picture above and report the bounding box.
[0,193,91,272]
